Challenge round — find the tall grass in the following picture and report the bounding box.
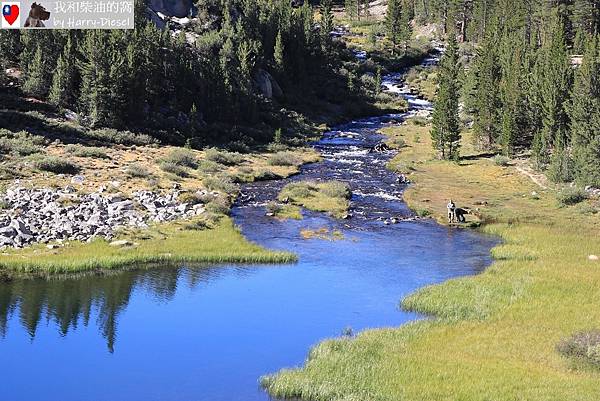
[0,218,295,276]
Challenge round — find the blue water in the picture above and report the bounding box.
[0,70,497,401]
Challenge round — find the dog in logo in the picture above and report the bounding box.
[24,2,50,27]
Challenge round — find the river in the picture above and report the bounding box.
[0,61,497,401]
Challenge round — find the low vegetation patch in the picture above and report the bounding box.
[33,156,80,174]
[278,180,351,219]
[557,187,588,206]
[86,128,158,146]
[164,148,198,168]
[204,148,244,166]
[0,218,295,275]
[159,161,189,178]
[65,145,109,159]
[0,130,46,156]
[203,175,238,195]
[267,151,301,167]
[266,201,302,220]
[557,331,600,370]
[125,163,150,178]
[493,155,511,166]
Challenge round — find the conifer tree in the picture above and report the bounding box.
[533,12,572,173]
[472,27,501,149]
[570,34,600,186]
[321,0,334,47]
[386,0,410,55]
[274,30,285,72]
[431,34,461,160]
[49,34,76,108]
[23,46,48,97]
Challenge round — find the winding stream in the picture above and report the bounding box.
[0,61,497,401]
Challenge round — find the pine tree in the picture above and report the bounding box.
[533,11,573,174]
[472,27,501,149]
[386,0,410,55]
[22,46,48,97]
[321,0,334,49]
[431,34,461,160]
[49,34,76,108]
[274,30,284,72]
[570,34,600,186]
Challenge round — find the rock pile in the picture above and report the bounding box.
[0,186,207,248]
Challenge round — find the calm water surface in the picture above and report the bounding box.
[0,63,497,401]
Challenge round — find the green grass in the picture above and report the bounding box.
[267,201,303,220]
[278,180,351,219]
[262,122,600,400]
[0,217,295,276]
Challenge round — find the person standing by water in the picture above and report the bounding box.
[447,199,456,223]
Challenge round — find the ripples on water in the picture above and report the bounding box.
[0,59,499,401]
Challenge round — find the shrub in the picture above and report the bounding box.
[197,160,225,173]
[267,151,300,166]
[87,128,158,146]
[33,156,80,174]
[281,182,315,199]
[321,181,351,199]
[557,330,600,369]
[178,192,204,205]
[205,197,230,215]
[389,137,406,148]
[159,161,188,177]
[125,163,150,178]
[204,148,244,166]
[493,155,511,167]
[65,145,109,159]
[204,175,238,194]
[254,170,282,181]
[164,148,197,168]
[557,187,588,206]
[0,130,46,156]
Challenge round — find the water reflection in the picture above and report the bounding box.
[0,266,255,352]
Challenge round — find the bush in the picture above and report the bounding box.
[0,130,46,156]
[87,128,158,146]
[205,197,230,215]
[204,175,238,194]
[320,181,351,199]
[164,148,197,168]
[125,163,150,178]
[557,187,588,206]
[204,148,244,166]
[65,145,109,159]
[267,151,301,166]
[33,156,80,174]
[197,160,225,173]
[557,330,600,369]
[178,192,203,205]
[493,155,511,167]
[159,161,189,177]
[254,170,282,181]
[389,137,406,148]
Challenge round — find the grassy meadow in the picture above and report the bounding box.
[262,120,600,400]
[0,217,295,277]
